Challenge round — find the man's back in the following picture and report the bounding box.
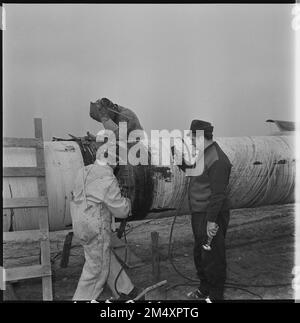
[72,163,130,219]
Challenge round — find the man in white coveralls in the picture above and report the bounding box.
[70,147,139,301]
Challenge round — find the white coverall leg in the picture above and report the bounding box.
[73,236,134,300]
[107,252,134,298]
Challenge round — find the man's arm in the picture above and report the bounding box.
[90,100,119,133]
[171,145,195,172]
[103,178,131,219]
[87,174,131,219]
[206,160,230,223]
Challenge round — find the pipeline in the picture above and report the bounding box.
[3,135,295,231]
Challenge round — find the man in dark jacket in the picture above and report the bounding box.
[178,120,232,301]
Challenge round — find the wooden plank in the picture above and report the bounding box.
[3,197,48,209]
[3,167,45,177]
[39,209,53,300]
[5,264,51,282]
[3,119,53,300]
[3,230,49,243]
[34,118,43,139]
[34,119,47,197]
[60,232,74,268]
[3,137,43,148]
[42,276,53,301]
[3,283,19,300]
[34,118,53,300]
[151,231,160,282]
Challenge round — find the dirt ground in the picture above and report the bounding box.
[4,204,295,301]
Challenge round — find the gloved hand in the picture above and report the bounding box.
[120,184,129,198]
[90,100,110,122]
[171,145,194,172]
[207,221,218,238]
[85,132,96,141]
[120,185,134,208]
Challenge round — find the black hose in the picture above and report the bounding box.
[114,224,129,297]
[167,183,198,282]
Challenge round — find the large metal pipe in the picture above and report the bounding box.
[3,136,295,232]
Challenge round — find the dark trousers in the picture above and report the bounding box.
[191,210,230,300]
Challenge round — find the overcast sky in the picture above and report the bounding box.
[3,4,294,140]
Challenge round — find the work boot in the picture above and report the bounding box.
[205,296,213,303]
[187,288,208,301]
[209,286,224,301]
[118,287,145,302]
